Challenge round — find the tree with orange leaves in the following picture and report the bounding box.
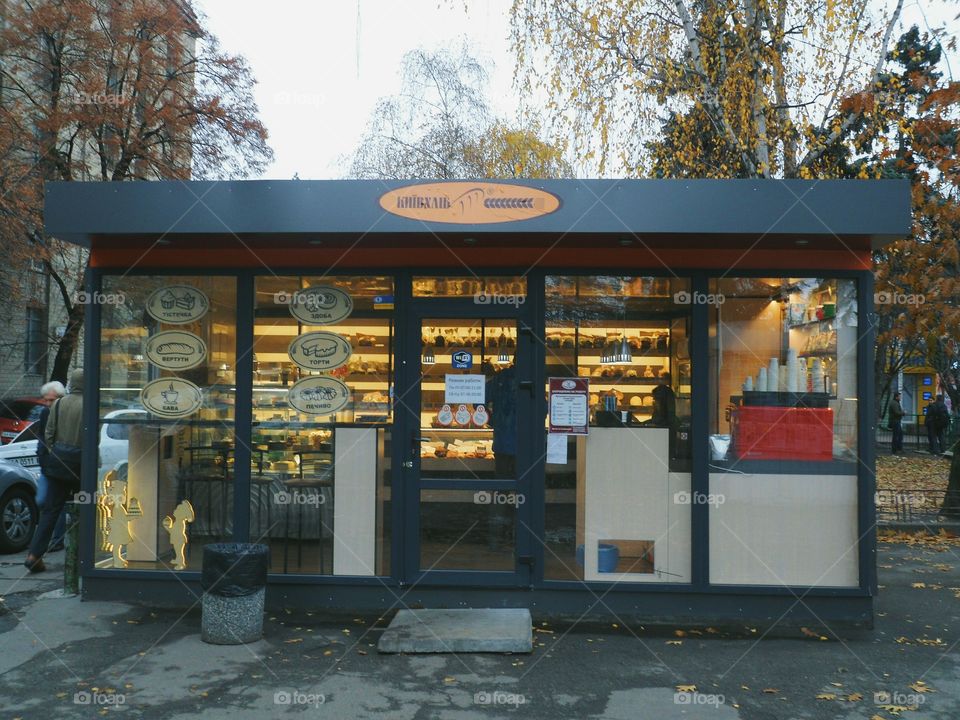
[0,0,272,383]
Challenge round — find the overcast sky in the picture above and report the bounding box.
[194,0,956,181]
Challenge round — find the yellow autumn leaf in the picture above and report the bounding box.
[816,693,837,700]
[675,684,697,692]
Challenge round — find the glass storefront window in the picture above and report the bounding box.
[96,276,237,571]
[707,277,859,587]
[418,318,516,480]
[412,276,526,299]
[251,276,393,575]
[543,276,692,583]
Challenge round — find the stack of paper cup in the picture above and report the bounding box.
[811,359,823,392]
[797,361,808,394]
[767,358,779,394]
[744,376,754,391]
[785,349,798,392]
[758,367,768,392]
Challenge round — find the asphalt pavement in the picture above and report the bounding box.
[1,541,959,719]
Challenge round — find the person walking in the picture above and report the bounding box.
[23,369,84,573]
[33,381,67,551]
[888,391,905,455]
[925,394,950,455]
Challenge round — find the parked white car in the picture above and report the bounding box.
[0,409,147,480]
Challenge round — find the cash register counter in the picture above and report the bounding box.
[575,427,691,583]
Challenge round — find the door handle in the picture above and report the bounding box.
[402,460,414,469]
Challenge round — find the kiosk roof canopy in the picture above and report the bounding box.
[45,178,910,251]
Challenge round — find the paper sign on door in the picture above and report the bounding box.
[444,374,485,404]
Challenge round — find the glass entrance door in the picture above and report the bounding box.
[400,311,534,585]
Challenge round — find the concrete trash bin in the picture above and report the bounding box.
[200,543,269,645]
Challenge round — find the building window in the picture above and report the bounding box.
[543,276,693,584]
[707,277,859,588]
[24,307,46,375]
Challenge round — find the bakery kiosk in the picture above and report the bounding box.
[46,179,909,626]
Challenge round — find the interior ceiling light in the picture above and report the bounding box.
[422,347,435,365]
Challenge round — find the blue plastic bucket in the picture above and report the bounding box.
[597,543,620,573]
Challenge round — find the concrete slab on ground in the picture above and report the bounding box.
[378,608,533,654]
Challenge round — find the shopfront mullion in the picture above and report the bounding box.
[233,271,254,542]
[80,265,102,576]
[392,270,414,585]
[856,270,877,594]
[525,271,547,587]
[690,272,710,590]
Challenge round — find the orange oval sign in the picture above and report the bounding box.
[379,182,561,224]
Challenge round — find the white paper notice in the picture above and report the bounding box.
[546,433,568,465]
[444,374,486,404]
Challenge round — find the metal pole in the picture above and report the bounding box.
[63,500,80,595]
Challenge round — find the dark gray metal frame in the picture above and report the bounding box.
[79,265,876,624]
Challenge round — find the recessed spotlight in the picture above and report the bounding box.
[156,238,171,246]
[619,238,634,246]
[795,239,809,246]
[463,237,477,246]
[308,239,324,246]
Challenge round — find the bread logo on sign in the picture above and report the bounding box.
[380,182,561,224]
[145,330,207,370]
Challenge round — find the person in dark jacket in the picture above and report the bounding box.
[33,381,67,551]
[24,369,83,573]
[888,392,905,455]
[925,394,949,455]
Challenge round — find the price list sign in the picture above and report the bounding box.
[549,377,590,435]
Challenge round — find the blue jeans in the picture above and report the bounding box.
[35,472,67,550]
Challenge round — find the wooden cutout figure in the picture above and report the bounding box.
[101,470,142,568]
[162,500,195,570]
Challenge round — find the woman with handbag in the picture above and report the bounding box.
[24,368,84,573]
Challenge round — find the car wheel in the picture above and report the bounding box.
[0,487,37,553]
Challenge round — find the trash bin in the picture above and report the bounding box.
[201,543,269,645]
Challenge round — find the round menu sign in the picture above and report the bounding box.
[287,377,352,415]
[145,330,207,370]
[146,285,209,324]
[140,378,203,418]
[287,332,352,372]
[288,286,353,325]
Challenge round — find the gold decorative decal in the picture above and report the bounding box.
[163,500,195,570]
[286,286,354,325]
[288,331,353,372]
[288,376,351,416]
[145,330,207,370]
[146,285,209,324]
[379,182,561,224]
[140,378,203,418]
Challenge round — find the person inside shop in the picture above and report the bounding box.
[486,362,517,477]
[925,394,950,455]
[649,373,677,428]
[887,391,905,455]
